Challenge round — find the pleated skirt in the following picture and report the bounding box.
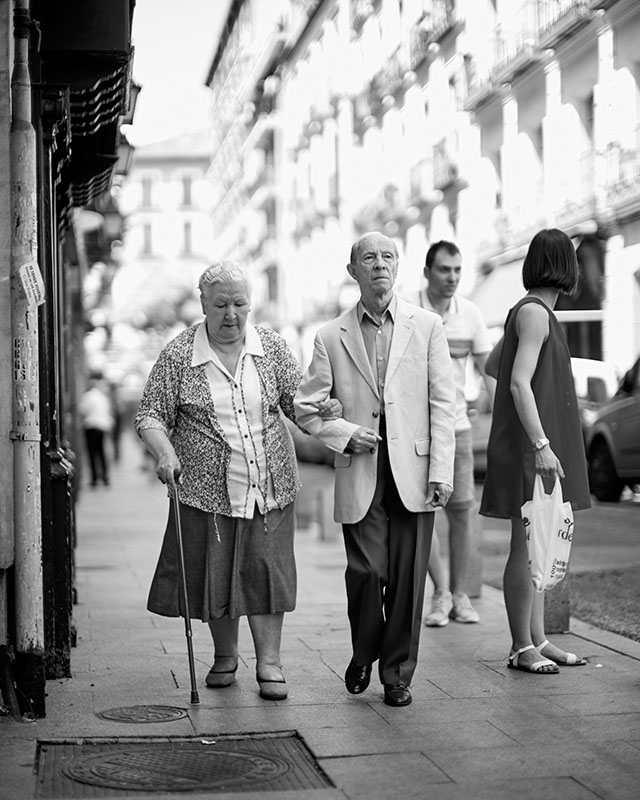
[147,502,296,620]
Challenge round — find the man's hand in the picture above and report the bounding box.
[426,482,452,509]
[346,426,382,454]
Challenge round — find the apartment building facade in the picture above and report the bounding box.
[206,0,640,372]
[115,131,216,342]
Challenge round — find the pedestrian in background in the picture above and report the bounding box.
[135,261,339,700]
[418,241,495,627]
[480,228,590,673]
[295,231,456,707]
[108,380,124,463]
[79,371,113,488]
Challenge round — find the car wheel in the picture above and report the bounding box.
[588,439,623,502]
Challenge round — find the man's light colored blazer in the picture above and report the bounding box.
[295,296,456,523]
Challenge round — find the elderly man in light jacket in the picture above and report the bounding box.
[295,231,456,708]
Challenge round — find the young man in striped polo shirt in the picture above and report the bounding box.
[419,241,495,626]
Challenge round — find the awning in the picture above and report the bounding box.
[469,262,525,329]
[33,0,135,207]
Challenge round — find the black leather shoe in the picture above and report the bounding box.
[383,683,412,707]
[345,662,372,694]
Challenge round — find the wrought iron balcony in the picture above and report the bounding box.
[537,0,593,48]
[433,136,459,191]
[368,47,412,113]
[350,0,375,34]
[555,148,596,224]
[409,0,458,70]
[490,1,540,85]
[604,127,640,210]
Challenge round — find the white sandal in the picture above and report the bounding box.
[535,639,586,667]
[508,644,559,674]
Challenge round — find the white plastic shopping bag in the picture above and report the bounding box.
[521,475,574,592]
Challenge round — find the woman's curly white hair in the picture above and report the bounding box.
[198,260,251,297]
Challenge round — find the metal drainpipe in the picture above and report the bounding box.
[10,0,45,717]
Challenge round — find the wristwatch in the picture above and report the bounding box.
[533,437,550,451]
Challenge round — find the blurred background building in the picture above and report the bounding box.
[85,131,216,426]
[201,0,640,373]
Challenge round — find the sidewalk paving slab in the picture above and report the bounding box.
[1,435,639,800]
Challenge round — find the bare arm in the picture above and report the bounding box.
[139,427,182,489]
[474,351,496,408]
[484,336,503,379]
[510,304,564,479]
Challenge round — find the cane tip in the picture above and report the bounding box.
[190,691,200,704]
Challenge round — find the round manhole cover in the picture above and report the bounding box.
[62,745,291,792]
[96,705,188,723]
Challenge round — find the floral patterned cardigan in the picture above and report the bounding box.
[134,323,302,516]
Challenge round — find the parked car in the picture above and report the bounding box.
[585,354,640,502]
[470,357,620,480]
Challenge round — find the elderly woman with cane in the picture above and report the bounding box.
[135,261,337,700]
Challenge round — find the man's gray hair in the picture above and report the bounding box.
[198,261,251,296]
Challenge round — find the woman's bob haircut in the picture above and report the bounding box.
[522,228,579,295]
[198,260,251,297]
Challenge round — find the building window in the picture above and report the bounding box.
[142,222,152,255]
[182,175,193,207]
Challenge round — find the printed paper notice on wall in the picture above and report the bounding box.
[19,261,46,306]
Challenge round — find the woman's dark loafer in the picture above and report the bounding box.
[256,667,288,700]
[205,664,237,688]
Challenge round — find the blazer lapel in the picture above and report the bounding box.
[385,307,415,386]
[340,308,379,398]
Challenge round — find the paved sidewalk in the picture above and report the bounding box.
[1,433,640,799]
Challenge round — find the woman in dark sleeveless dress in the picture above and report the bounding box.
[480,229,591,674]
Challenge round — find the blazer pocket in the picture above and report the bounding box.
[334,452,352,468]
[414,437,431,456]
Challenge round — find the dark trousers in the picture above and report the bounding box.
[84,428,109,486]
[341,431,434,686]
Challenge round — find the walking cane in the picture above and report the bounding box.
[173,485,200,704]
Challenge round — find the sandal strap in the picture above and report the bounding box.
[529,658,558,672]
[534,639,550,650]
[508,644,535,662]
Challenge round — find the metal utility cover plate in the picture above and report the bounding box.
[35,731,332,796]
[95,705,188,723]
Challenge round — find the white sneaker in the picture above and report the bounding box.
[424,590,453,627]
[451,592,480,623]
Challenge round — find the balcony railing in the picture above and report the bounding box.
[490,0,540,83]
[556,149,596,221]
[409,0,457,70]
[537,0,592,47]
[350,0,374,34]
[604,127,640,207]
[433,136,458,191]
[368,47,410,111]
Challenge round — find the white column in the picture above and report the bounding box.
[500,87,518,229]
[593,22,615,212]
[542,53,561,222]
[602,233,634,372]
